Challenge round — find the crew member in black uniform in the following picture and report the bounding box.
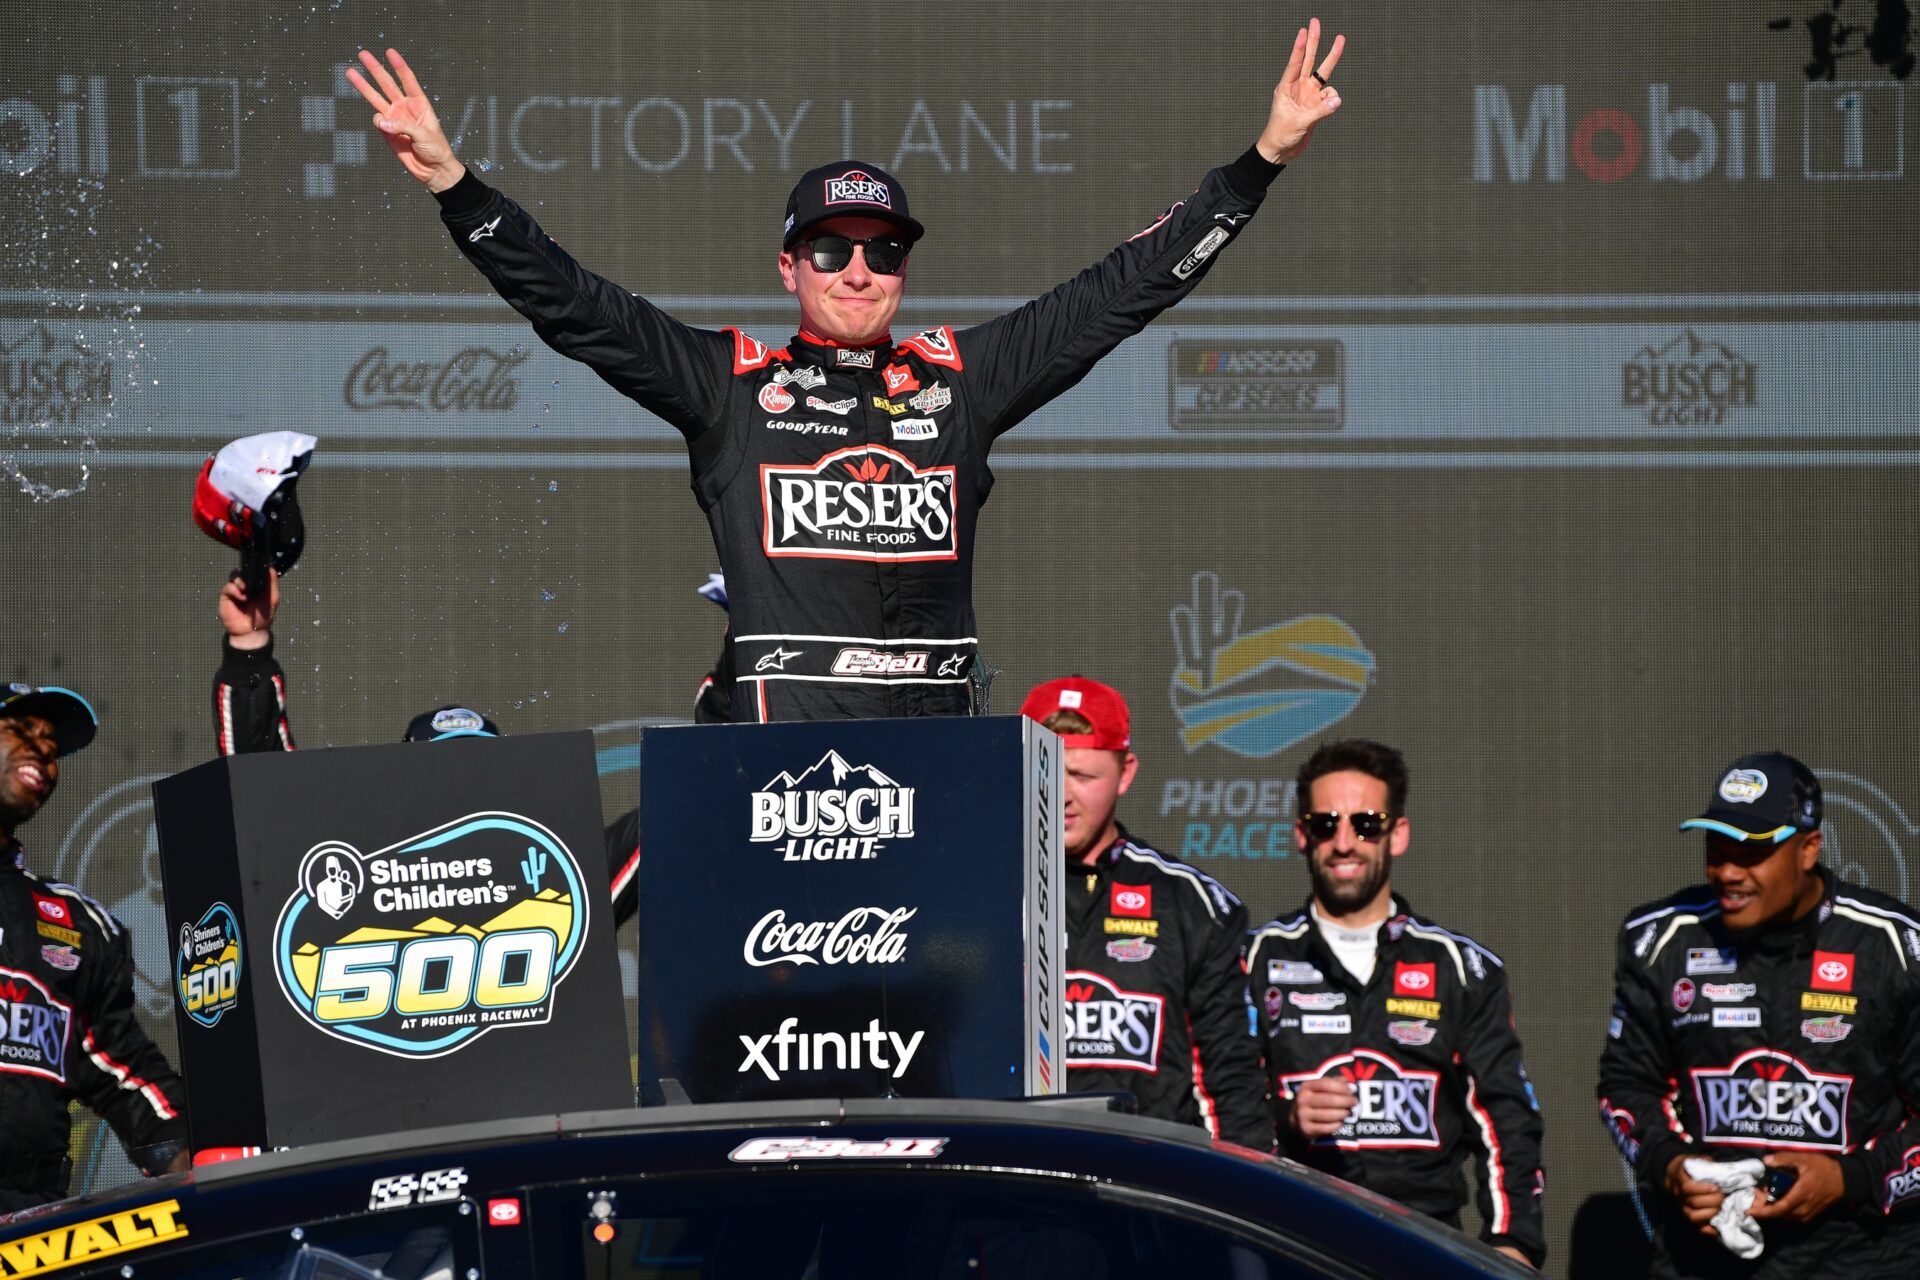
[210,569,646,924]
[1599,752,1920,1279]
[346,24,1347,721]
[1248,739,1544,1268]
[1021,676,1268,1148]
[0,684,189,1209]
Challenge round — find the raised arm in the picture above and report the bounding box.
[952,19,1346,440]
[213,569,294,756]
[345,48,465,192]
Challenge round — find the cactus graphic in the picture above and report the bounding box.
[521,846,548,890]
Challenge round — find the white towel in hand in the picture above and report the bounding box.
[1684,1157,1769,1260]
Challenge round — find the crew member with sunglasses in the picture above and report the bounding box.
[347,22,1346,721]
[1247,739,1546,1267]
[1021,677,1270,1150]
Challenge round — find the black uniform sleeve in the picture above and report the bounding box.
[1186,890,1271,1149]
[435,172,733,459]
[70,909,189,1173]
[606,808,640,928]
[212,635,294,756]
[1455,956,1547,1265]
[955,148,1283,440]
[1836,935,1920,1211]
[1243,930,1303,1152]
[1597,916,1694,1194]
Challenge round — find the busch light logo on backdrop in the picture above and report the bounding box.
[1161,573,1375,863]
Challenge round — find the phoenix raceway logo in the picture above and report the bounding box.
[760,445,957,562]
[1063,971,1165,1072]
[1169,572,1374,758]
[272,813,588,1059]
[1279,1049,1442,1150]
[176,902,242,1029]
[1161,573,1374,862]
[1690,1048,1851,1151]
[750,750,916,860]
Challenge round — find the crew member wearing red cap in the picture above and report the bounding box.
[1021,676,1268,1148]
[0,684,189,1208]
[349,24,1347,721]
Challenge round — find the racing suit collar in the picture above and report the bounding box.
[1736,864,1835,956]
[1300,891,1414,942]
[1086,824,1135,873]
[794,328,894,353]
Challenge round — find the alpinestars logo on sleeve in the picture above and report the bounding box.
[760,446,957,562]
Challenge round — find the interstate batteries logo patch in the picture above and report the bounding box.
[272,813,588,1059]
[176,902,242,1028]
[760,445,956,562]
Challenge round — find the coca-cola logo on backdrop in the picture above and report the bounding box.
[343,346,525,412]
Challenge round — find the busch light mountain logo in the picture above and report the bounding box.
[1280,1050,1442,1149]
[1622,329,1757,427]
[1690,1048,1851,1150]
[272,813,588,1059]
[750,751,915,860]
[1169,572,1374,758]
[1,322,113,428]
[176,902,242,1029]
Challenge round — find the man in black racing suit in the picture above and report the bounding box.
[1022,677,1269,1149]
[1598,752,1920,1278]
[0,685,189,1210]
[345,24,1347,720]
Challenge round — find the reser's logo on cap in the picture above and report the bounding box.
[1719,768,1769,804]
[824,170,891,208]
[749,750,915,861]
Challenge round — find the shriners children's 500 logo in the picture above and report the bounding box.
[271,812,587,1059]
[176,902,242,1028]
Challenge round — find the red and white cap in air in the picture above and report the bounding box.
[1020,676,1132,751]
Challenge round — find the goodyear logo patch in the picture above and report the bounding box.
[176,902,242,1029]
[0,1198,186,1275]
[272,812,588,1058]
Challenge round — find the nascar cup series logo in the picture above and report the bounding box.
[272,813,588,1059]
[176,902,242,1028]
[761,445,957,562]
[750,751,915,860]
[1690,1048,1852,1150]
[1280,1050,1442,1149]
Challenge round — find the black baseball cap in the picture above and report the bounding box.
[0,683,98,756]
[402,706,501,743]
[783,161,925,249]
[1679,751,1822,844]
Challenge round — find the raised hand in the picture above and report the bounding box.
[1257,17,1346,164]
[220,568,279,652]
[344,48,465,192]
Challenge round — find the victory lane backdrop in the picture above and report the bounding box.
[6,0,1917,1269]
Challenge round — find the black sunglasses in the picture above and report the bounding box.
[1300,810,1395,843]
[798,234,911,276]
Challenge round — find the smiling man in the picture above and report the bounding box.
[349,21,1346,720]
[0,684,189,1209]
[1599,752,1920,1279]
[1247,739,1545,1267]
[1021,676,1268,1149]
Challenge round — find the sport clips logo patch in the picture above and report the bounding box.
[760,446,956,562]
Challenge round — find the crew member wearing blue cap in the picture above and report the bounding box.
[1598,752,1920,1278]
[0,684,190,1208]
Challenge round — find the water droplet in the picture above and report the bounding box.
[538,402,550,413]
[551,378,560,388]
[472,157,497,173]
[557,622,569,634]
[547,480,558,492]
[539,589,555,602]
